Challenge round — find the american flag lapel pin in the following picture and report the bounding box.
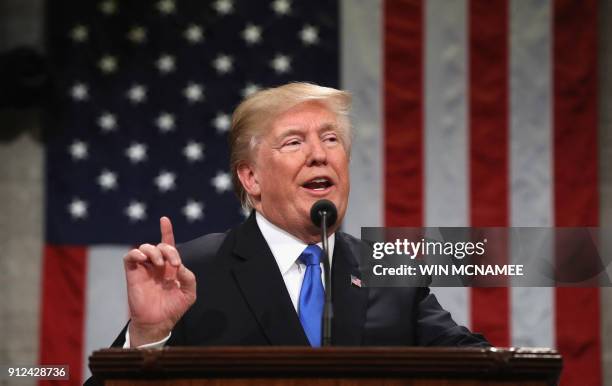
[350,275,362,288]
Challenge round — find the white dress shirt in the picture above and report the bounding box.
[255,211,334,311]
[124,211,334,348]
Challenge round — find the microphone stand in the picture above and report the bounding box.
[320,211,333,347]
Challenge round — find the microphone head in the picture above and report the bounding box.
[310,199,338,228]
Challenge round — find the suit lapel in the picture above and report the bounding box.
[331,233,368,345]
[231,214,309,345]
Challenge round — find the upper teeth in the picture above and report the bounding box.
[312,178,327,183]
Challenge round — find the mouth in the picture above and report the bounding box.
[302,177,334,192]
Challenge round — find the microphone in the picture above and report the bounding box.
[310,199,338,228]
[310,199,337,347]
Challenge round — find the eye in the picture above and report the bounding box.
[322,133,339,145]
[280,138,302,151]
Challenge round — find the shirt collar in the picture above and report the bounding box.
[255,211,335,275]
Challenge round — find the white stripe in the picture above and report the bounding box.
[82,246,129,381]
[341,0,383,237]
[509,0,554,348]
[424,0,470,328]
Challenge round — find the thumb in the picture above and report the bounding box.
[177,264,196,295]
[160,216,175,246]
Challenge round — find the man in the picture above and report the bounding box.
[119,82,488,349]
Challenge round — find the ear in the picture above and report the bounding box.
[236,162,261,198]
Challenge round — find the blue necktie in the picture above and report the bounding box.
[298,244,325,347]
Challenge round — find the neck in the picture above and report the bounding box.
[254,210,338,244]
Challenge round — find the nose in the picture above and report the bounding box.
[306,138,327,166]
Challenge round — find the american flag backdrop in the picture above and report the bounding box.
[343,0,603,385]
[41,0,338,383]
[38,1,608,385]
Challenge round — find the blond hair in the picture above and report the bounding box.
[229,82,352,210]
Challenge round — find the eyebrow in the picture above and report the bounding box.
[276,123,338,139]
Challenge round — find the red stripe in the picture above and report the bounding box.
[553,0,601,385]
[384,0,423,227]
[468,0,510,347]
[39,245,87,386]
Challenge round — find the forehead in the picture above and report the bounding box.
[267,100,338,135]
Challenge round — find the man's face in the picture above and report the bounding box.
[240,100,350,243]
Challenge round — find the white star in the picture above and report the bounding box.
[242,24,262,44]
[97,112,117,132]
[156,54,176,73]
[271,54,291,74]
[68,198,88,219]
[125,201,147,221]
[182,199,204,222]
[240,206,251,218]
[68,140,88,160]
[184,24,204,43]
[70,24,88,42]
[125,142,147,163]
[127,84,147,104]
[70,82,89,101]
[156,112,175,132]
[156,0,176,14]
[211,171,232,193]
[98,0,117,15]
[271,0,291,15]
[212,54,233,74]
[212,0,233,15]
[241,83,261,97]
[97,169,118,190]
[212,112,231,133]
[154,170,176,192]
[98,55,118,74]
[183,141,204,162]
[299,25,319,45]
[183,82,204,102]
[127,25,147,44]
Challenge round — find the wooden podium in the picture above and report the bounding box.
[89,347,561,385]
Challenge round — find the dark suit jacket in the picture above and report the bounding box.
[86,213,487,385]
[111,212,488,347]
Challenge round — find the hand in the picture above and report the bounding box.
[123,216,196,347]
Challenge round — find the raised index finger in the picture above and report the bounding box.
[160,216,175,247]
